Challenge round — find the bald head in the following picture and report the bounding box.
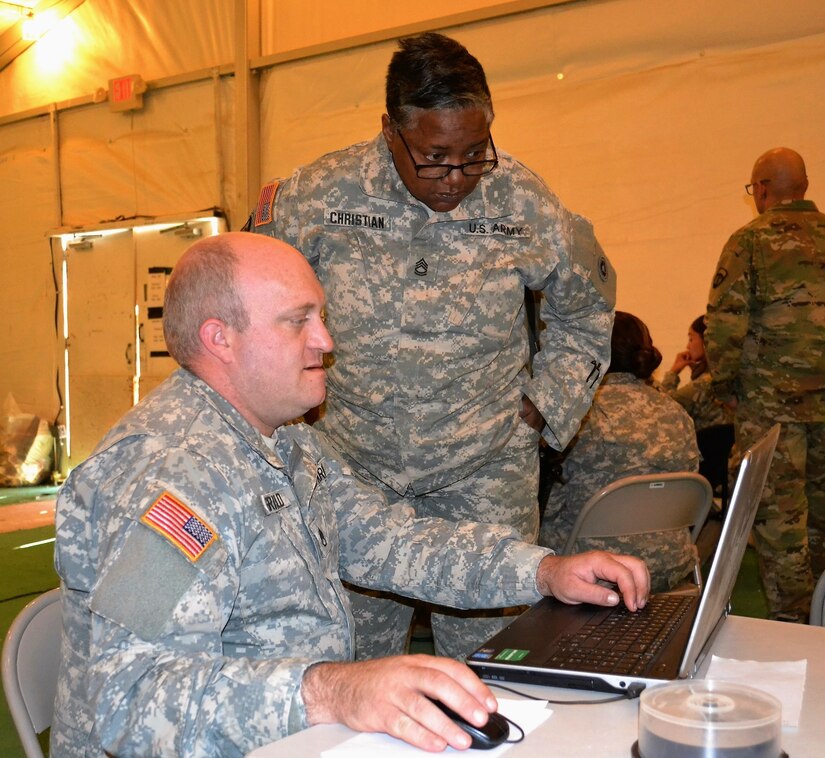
[750,147,808,212]
[164,231,316,369]
[163,232,333,433]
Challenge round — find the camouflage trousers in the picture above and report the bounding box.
[345,421,540,660]
[735,413,825,623]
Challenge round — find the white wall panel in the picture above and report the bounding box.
[58,80,222,226]
[0,116,59,418]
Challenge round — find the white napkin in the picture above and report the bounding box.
[320,698,552,757]
[704,655,807,727]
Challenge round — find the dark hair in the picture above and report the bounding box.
[608,311,662,379]
[690,314,706,338]
[385,32,493,128]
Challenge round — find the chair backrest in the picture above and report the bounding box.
[562,472,713,588]
[1,588,61,758]
[811,570,825,626]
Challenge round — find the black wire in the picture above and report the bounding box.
[50,239,64,426]
[0,588,58,604]
[502,714,525,744]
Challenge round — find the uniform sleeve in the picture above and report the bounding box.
[662,374,700,417]
[526,212,617,450]
[319,438,553,609]
[705,229,754,401]
[82,453,314,757]
[247,172,319,264]
[660,371,681,392]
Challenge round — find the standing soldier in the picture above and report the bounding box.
[705,147,825,622]
[248,32,614,658]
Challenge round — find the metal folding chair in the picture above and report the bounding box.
[1,588,61,758]
[562,472,713,591]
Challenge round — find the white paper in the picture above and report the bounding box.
[705,656,807,727]
[320,698,552,757]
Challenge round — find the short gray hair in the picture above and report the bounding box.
[163,236,250,369]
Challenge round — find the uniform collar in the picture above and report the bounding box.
[182,369,289,469]
[601,372,645,386]
[359,133,509,220]
[766,199,819,213]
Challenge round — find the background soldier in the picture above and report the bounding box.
[705,147,825,622]
[540,311,700,592]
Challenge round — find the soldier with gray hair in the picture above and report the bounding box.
[248,31,614,660]
[705,146,825,623]
[51,232,647,756]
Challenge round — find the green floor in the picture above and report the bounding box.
[0,485,60,507]
[0,524,59,757]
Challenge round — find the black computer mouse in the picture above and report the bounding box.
[429,698,510,750]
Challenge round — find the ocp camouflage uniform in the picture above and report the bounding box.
[660,370,734,432]
[539,373,700,592]
[250,134,614,658]
[705,198,825,622]
[52,369,553,757]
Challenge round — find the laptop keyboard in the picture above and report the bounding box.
[544,594,695,676]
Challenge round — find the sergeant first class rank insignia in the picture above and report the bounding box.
[141,491,218,561]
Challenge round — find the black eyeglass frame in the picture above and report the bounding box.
[745,179,771,196]
[395,128,499,180]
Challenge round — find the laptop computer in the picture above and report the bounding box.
[467,424,780,695]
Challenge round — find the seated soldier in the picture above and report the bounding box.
[52,232,649,757]
[540,311,700,592]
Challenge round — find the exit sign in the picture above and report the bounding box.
[108,74,146,112]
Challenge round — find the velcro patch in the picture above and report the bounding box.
[254,180,280,227]
[261,488,292,515]
[141,491,218,562]
[324,209,391,230]
[461,221,531,238]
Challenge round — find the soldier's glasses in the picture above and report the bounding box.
[396,129,498,179]
[745,179,771,195]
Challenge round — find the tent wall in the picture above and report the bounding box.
[1,0,825,451]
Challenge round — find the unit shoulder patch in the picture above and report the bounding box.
[140,491,218,562]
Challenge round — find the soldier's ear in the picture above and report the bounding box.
[200,319,233,364]
[381,114,396,151]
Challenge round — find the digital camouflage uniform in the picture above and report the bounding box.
[52,369,553,757]
[250,134,614,658]
[539,373,700,592]
[705,199,825,622]
[660,370,734,432]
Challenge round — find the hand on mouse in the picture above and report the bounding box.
[301,654,499,751]
[535,551,650,611]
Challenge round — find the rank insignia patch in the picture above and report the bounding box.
[141,491,218,561]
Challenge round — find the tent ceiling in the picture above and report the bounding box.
[0,0,84,72]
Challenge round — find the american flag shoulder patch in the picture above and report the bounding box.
[253,180,280,227]
[141,491,218,562]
